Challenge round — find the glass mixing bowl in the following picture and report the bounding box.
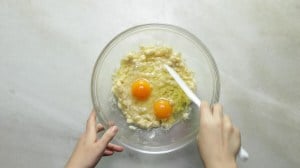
[91,24,220,154]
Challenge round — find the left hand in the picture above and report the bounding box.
[65,110,124,168]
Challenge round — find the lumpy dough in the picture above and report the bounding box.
[112,45,196,129]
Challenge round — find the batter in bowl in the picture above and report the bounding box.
[112,45,196,129]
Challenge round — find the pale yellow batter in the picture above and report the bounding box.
[112,45,196,129]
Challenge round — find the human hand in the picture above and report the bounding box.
[197,102,241,168]
[65,110,124,168]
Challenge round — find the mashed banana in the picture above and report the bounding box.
[112,45,196,129]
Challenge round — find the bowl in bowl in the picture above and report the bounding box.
[91,24,220,154]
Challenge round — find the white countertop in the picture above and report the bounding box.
[1,0,300,167]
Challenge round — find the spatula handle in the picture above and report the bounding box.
[238,147,249,161]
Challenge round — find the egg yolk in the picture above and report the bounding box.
[153,99,173,119]
[131,79,151,100]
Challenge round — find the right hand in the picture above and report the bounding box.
[197,102,241,168]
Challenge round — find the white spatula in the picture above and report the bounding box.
[164,64,249,161]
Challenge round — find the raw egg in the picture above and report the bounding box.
[153,99,173,119]
[131,79,151,100]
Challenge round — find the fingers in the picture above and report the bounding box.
[234,127,241,142]
[223,114,241,155]
[96,123,104,133]
[97,126,119,152]
[102,144,124,157]
[223,114,235,140]
[223,114,240,137]
[200,101,212,121]
[212,103,223,120]
[223,114,233,131]
[86,110,97,141]
[200,102,224,123]
[107,143,124,152]
[102,143,124,156]
[223,114,232,125]
[101,126,118,144]
[103,149,114,156]
[234,127,242,151]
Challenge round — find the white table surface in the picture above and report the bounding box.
[1,0,300,167]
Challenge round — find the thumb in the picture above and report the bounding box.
[97,126,118,151]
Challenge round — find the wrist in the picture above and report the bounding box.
[205,158,237,168]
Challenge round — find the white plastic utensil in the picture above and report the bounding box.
[164,64,249,161]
